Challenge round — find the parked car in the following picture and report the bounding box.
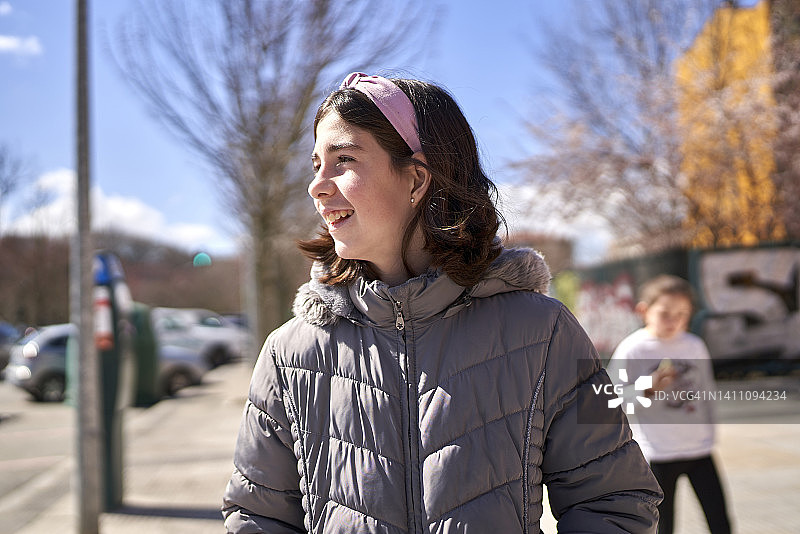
[0,321,21,376]
[6,323,75,402]
[157,344,210,397]
[151,307,249,368]
[5,323,209,402]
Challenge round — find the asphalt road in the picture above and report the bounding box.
[0,376,73,534]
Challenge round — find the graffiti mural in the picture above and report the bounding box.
[694,246,800,362]
[574,244,799,370]
[576,273,641,359]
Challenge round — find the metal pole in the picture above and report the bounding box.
[244,238,259,365]
[73,0,102,532]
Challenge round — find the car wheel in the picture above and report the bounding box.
[164,370,193,397]
[207,346,228,368]
[38,374,66,403]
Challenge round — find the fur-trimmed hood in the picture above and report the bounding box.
[292,247,551,327]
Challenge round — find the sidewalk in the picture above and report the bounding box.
[541,417,800,533]
[15,360,253,534]
[12,362,800,533]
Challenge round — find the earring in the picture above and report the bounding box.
[410,197,415,203]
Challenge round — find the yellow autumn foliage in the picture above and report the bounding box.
[675,0,785,247]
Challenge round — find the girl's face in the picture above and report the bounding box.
[309,111,418,281]
[642,293,693,340]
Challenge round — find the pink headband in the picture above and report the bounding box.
[340,72,422,154]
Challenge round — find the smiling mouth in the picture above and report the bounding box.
[323,209,354,227]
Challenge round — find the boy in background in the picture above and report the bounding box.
[608,275,732,534]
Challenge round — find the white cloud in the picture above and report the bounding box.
[36,168,74,196]
[6,169,75,236]
[5,168,238,255]
[0,35,43,56]
[0,2,12,16]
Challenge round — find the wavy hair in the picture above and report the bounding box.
[298,78,503,287]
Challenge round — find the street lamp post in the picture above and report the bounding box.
[73,0,103,532]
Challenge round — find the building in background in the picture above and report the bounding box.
[675,0,785,247]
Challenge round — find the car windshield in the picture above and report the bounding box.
[47,335,70,349]
[199,315,223,327]
[15,326,74,347]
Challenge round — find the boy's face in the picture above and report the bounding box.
[641,293,693,340]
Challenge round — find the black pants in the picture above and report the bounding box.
[650,455,731,534]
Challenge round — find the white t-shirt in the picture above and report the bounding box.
[607,328,717,462]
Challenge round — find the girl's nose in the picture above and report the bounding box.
[308,170,336,199]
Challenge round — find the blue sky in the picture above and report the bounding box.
[0,1,618,261]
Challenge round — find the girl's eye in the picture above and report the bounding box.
[311,155,353,174]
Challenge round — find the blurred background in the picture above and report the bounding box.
[1,0,798,532]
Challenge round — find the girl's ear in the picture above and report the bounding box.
[409,152,431,203]
[634,301,648,318]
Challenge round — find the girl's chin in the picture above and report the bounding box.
[333,242,361,261]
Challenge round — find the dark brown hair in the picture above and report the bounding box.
[298,77,503,287]
[639,275,697,311]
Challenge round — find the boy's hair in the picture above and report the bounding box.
[638,274,697,310]
[298,77,503,287]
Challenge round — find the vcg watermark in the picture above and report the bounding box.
[578,359,797,425]
[591,369,653,415]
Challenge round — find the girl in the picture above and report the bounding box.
[223,72,661,533]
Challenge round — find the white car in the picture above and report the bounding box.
[151,308,249,368]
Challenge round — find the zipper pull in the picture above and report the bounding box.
[393,300,405,330]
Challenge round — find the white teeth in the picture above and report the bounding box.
[324,210,353,224]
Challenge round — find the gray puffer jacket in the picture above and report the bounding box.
[223,248,661,533]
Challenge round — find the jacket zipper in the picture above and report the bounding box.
[392,298,420,532]
[394,299,405,331]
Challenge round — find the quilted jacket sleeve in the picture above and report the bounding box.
[222,331,305,533]
[541,306,662,533]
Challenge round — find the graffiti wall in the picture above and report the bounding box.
[575,243,800,367]
[577,273,640,358]
[575,249,689,360]
[693,245,800,362]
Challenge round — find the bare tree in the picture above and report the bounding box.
[0,142,29,236]
[516,0,715,256]
[0,235,70,327]
[518,0,794,256]
[108,0,434,342]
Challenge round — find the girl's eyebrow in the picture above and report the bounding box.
[312,142,364,160]
[326,141,363,153]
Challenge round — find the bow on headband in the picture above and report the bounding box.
[340,72,422,154]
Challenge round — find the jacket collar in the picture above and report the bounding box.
[348,270,465,329]
[292,247,551,328]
